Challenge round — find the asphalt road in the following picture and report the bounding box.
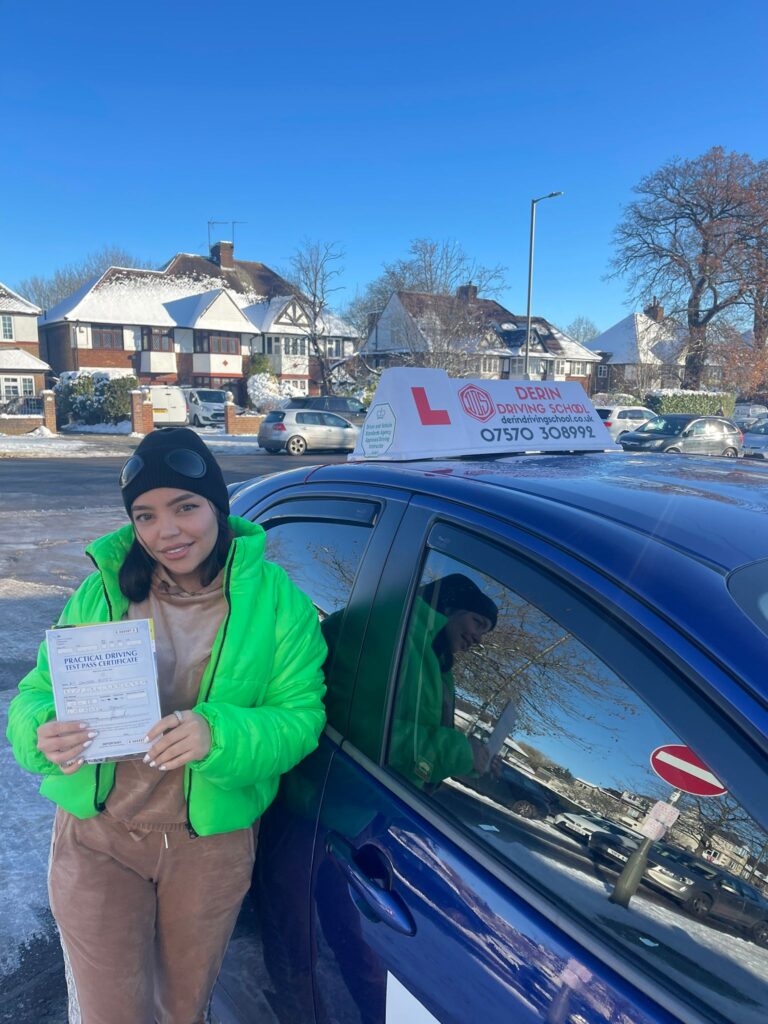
[0,451,349,512]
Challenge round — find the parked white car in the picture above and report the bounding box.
[594,405,656,440]
[554,811,638,842]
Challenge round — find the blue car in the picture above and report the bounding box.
[213,451,768,1024]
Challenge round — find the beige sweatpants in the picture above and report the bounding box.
[48,809,256,1024]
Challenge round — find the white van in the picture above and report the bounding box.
[183,387,229,427]
[144,386,188,425]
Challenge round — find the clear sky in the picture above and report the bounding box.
[2,0,766,334]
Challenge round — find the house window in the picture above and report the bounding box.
[141,327,174,352]
[570,361,586,376]
[597,364,608,378]
[266,336,281,354]
[1,315,13,340]
[92,325,124,349]
[193,331,240,355]
[555,359,567,375]
[481,356,498,373]
[508,357,525,377]
[22,377,34,395]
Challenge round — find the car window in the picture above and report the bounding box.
[322,413,350,427]
[384,540,768,1023]
[296,411,323,425]
[263,411,285,423]
[595,408,611,420]
[260,501,375,619]
[689,420,707,436]
[617,410,631,419]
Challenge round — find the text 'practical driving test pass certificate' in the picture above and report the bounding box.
[46,619,161,763]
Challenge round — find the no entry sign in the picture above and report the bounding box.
[650,745,727,797]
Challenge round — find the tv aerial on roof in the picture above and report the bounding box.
[207,221,248,249]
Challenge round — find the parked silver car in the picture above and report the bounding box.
[258,409,359,455]
[743,420,768,460]
[594,405,656,440]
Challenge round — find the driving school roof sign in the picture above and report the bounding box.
[350,368,617,461]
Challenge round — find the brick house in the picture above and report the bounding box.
[38,242,357,399]
[360,286,600,387]
[0,282,51,401]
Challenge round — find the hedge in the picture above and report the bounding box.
[643,389,735,417]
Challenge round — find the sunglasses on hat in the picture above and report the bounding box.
[119,449,208,489]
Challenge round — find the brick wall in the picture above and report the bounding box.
[77,349,139,372]
[177,354,193,385]
[41,324,75,373]
[224,402,263,435]
[0,340,41,359]
[0,416,44,435]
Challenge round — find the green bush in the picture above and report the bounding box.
[643,390,735,417]
[100,375,138,423]
[54,372,138,425]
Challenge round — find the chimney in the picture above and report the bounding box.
[456,283,478,302]
[211,240,234,269]
[644,297,664,323]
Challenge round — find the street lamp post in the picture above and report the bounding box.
[524,191,563,378]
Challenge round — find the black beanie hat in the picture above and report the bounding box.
[419,573,498,629]
[120,427,229,515]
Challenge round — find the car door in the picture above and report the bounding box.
[296,411,327,449]
[709,876,749,924]
[322,412,350,449]
[213,487,410,1024]
[309,501,768,1024]
[681,419,709,454]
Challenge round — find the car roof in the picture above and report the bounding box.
[302,453,768,571]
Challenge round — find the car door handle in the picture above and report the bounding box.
[326,833,416,936]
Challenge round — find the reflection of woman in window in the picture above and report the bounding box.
[390,574,497,789]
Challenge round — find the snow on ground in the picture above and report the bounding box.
[60,420,133,435]
[0,424,267,458]
[0,433,130,458]
[0,508,126,973]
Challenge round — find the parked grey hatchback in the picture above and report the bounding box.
[619,414,743,457]
[258,408,359,455]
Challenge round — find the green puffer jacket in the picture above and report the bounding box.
[6,516,327,836]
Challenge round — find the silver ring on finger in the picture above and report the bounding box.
[173,709,185,725]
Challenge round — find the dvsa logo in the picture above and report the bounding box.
[458,383,494,422]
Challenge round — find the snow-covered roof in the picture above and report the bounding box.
[40,271,257,332]
[546,324,602,362]
[0,347,51,371]
[585,313,684,365]
[0,283,42,315]
[243,296,292,332]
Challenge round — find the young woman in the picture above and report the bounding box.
[7,426,327,1024]
[389,573,498,790]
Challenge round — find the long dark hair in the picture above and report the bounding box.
[118,508,233,602]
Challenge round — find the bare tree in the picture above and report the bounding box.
[741,163,768,350]
[611,147,759,389]
[16,245,154,310]
[288,239,345,396]
[565,315,600,344]
[346,237,506,337]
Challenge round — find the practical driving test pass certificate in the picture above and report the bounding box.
[46,619,161,763]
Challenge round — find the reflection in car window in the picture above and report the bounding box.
[262,517,371,619]
[387,547,768,1023]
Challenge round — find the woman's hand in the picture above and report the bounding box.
[143,711,211,772]
[36,721,97,774]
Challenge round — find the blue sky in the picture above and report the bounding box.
[2,0,766,334]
